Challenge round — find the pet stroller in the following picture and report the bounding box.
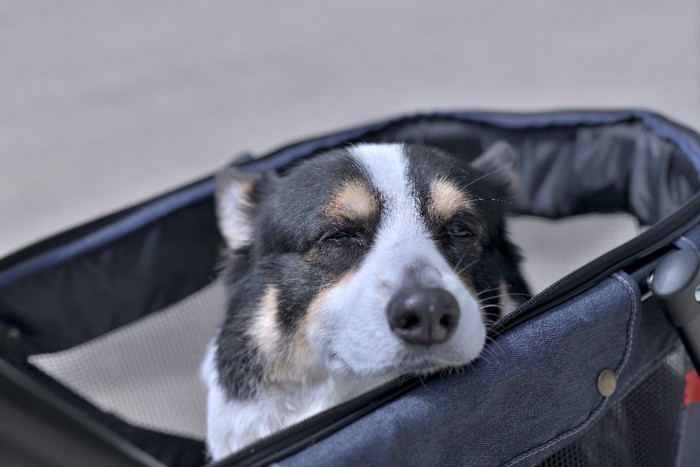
[1,109,700,467]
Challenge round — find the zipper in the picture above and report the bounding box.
[210,375,424,467]
[492,191,700,336]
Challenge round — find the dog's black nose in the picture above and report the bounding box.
[387,287,460,345]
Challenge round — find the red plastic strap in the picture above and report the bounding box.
[684,370,700,406]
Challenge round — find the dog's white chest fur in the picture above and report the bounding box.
[201,342,386,459]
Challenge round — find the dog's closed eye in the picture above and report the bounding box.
[319,230,364,247]
[445,223,474,238]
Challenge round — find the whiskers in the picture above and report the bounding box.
[470,198,512,205]
[476,286,530,301]
[416,373,435,393]
[473,289,530,366]
[464,164,512,189]
[479,334,507,366]
[453,254,478,277]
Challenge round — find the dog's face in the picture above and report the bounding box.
[214,143,526,398]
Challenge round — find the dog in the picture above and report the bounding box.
[201,142,530,459]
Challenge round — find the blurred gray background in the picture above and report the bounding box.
[1,1,699,258]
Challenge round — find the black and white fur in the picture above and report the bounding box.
[201,142,530,459]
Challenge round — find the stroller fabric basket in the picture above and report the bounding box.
[2,109,700,467]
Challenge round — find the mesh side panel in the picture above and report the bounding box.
[29,280,226,440]
[536,347,686,467]
[509,213,641,294]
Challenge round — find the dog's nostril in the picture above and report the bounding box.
[387,288,460,346]
[439,314,453,328]
[398,313,420,330]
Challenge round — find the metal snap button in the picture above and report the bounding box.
[597,368,617,397]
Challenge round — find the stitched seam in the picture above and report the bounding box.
[504,275,638,466]
[613,273,638,376]
[608,342,680,411]
[505,341,679,467]
[600,342,685,464]
[504,396,611,467]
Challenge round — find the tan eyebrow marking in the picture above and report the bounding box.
[326,182,379,221]
[428,178,472,220]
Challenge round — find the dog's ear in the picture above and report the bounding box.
[215,167,274,250]
[469,141,519,193]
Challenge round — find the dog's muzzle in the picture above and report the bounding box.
[386,287,460,346]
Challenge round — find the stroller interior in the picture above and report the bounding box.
[1,110,700,466]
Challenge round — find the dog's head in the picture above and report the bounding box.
[215,143,526,395]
